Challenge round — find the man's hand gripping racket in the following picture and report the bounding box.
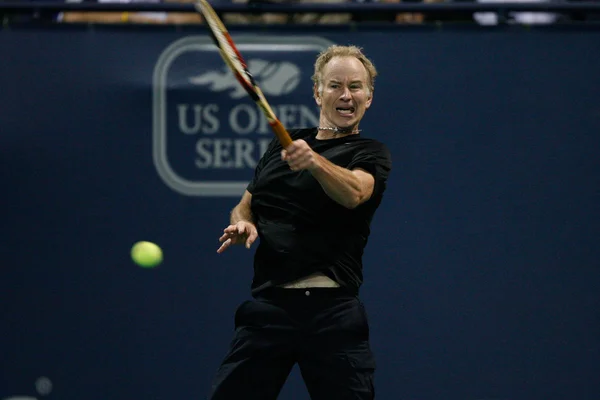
[194,0,293,148]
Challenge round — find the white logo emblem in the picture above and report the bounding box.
[189,60,301,99]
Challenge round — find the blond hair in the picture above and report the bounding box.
[311,45,378,95]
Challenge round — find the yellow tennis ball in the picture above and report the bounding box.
[131,241,163,268]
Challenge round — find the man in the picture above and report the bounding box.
[211,45,392,400]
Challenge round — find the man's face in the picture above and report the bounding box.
[314,56,373,132]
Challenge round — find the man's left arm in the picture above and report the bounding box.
[281,139,375,209]
[312,161,374,209]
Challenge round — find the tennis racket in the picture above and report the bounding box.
[194,0,293,148]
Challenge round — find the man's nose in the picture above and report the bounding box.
[340,86,351,99]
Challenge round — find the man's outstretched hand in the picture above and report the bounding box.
[217,221,258,254]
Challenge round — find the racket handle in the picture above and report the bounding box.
[270,120,293,148]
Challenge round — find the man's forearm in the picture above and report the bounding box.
[230,202,254,225]
[310,155,370,209]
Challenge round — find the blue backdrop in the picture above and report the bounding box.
[1,24,600,400]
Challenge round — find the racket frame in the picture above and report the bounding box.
[195,0,293,148]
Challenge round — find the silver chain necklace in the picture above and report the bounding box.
[317,126,361,134]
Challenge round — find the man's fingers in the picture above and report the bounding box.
[282,142,314,171]
[217,238,232,254]
[218,233,229,242]
[219,222,257,251]
[219,230,241,244]
[245,229,258,248]
[223,225,237,234]
[219,230,238,243]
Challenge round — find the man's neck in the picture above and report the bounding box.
[316,126,360,140]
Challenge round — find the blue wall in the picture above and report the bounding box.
[2,25,600,400]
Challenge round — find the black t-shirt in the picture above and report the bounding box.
[247,128,392,295]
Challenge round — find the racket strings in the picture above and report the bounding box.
[198,1,252,86]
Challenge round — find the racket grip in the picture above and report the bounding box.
[270,120,293,148]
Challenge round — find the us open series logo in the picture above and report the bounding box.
[153,35,335,196]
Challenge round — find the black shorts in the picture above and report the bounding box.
[209,287,376,400]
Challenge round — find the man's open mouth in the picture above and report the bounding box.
[336,107,355,115]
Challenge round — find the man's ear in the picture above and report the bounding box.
[314,84,321,107]
[365,90,373,109]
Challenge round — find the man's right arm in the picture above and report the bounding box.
[230,190,254,224]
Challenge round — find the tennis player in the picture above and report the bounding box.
[210,45,392,400]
